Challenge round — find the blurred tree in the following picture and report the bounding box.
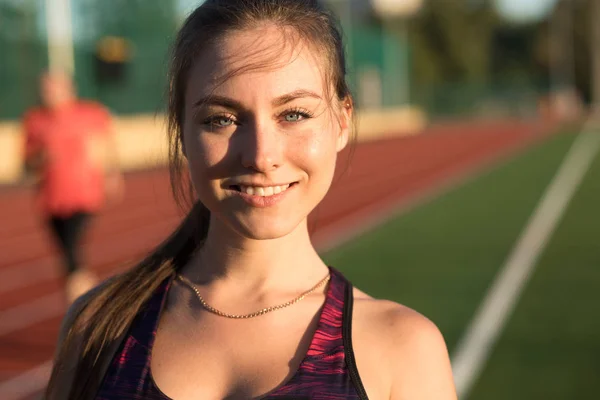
[408,0,501,87]
[491,24,543,83]
[384,0,587,117]
[592,0,600,106]
[534,0,593,104]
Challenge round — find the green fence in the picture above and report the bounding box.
[0,0,177,120]
[0,1,47,119]
[413,80,542,119]
[72,0,177,114]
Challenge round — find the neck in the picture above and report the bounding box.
[182,217,328,290]
[46,97,75,111]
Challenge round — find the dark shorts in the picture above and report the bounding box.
[48,212,92,275]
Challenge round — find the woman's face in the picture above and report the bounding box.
[182,25,351,240]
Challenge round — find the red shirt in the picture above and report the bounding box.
[23,101,112,217]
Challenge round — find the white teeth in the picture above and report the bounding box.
[239,184,293,197]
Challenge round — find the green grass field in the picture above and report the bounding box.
[324,130,600,399]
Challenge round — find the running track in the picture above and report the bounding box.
[0,120,554,399]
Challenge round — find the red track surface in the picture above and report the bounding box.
[0,120,553,399]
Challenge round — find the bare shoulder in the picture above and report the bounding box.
[351,288,457,400]
[352,288,445,350]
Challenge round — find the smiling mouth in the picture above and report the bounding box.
[229,183,297,197]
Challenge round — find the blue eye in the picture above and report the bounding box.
[215,118,233,126]
[285,112,302,122]
[205,115,236,128]
[282,109,313,122]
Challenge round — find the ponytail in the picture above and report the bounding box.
[45,201,210,400]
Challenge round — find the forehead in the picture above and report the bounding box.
[186,25,329,102]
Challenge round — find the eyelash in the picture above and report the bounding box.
[203,113,237,128]
[282,107,314,122]
[202,107,314,129]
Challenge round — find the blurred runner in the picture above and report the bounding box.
[22,70,123,304]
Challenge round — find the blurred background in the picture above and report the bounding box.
[1,0,599,399]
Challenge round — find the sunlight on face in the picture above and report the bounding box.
[182,25,350,240]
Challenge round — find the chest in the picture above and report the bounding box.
[150,301,324,399]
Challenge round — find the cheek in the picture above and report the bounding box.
[312,119,339,162]
[184,131,231,188]
[289,124,338,179]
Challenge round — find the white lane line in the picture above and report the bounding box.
[0,360,52,400]
[0,292,64,336]
[451,128,600,399]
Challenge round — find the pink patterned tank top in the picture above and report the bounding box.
[95,267,368,399]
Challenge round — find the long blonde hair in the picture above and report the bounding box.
[45,1,352,398]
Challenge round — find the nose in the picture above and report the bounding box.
[240,121,282,172]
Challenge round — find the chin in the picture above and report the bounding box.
[226,214,305,241]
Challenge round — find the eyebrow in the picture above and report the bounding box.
[194,96,243,110]
[193,89,322,110]
[272,89,322,107]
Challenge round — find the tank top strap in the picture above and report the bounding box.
[97,276,173,398]
[304,266,349,358]
[270,267,369,399]
[128,276,174,347]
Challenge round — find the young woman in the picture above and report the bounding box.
[46,1,456,399]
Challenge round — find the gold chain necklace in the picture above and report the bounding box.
[176,272,331,319]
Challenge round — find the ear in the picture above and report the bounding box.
[336,98,352,152]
